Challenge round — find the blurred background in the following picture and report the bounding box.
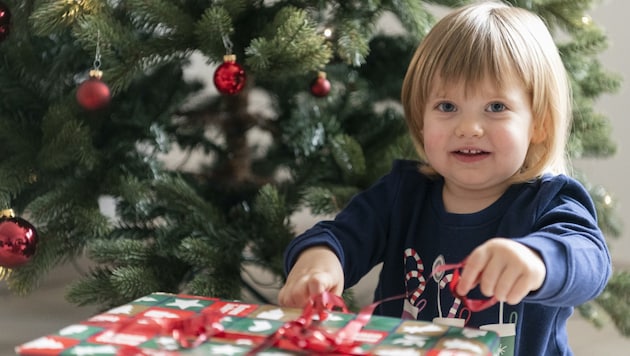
[1,0,629,354]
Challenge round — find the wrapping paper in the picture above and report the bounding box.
[15,292,500,355]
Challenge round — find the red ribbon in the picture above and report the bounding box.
[114,259,496,355]
[114,309,226,356]
[247,292,404,355]
[431,261,498,312]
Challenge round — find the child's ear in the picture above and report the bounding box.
[531,127,546,144]
[530,118,548,144]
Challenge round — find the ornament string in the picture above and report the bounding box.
[93,30,102,72]
[221,34,233,55]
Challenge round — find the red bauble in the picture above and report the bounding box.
[310,71,331,97]
[0,210,38,268]
[0,1,11,43]
[77,70,111,110]
[213,54,246,95]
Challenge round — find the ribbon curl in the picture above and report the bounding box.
[431,260,498,312]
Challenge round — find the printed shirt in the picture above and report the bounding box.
[284,160,611,356]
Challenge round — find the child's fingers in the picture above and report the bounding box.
[278,273,313,307]
[278,271,342,307]
[279,277,317,307]
[505,274,530,305]
[456,238,546,305]
[277,283,303,307]
[306,276,326,297]
[456,250,487,296]
[478,256,505,298]
[306,272,341,297]
[492,264,523,302]
[278,246,344,308]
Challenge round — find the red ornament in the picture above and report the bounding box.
[0,209,38,268]
[77,70,111,110]
[213,54,246,95]
[0,1,11,43]
[310,71,331,97]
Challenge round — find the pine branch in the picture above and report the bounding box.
[66,267,120,308]
[385,0,436,37]
[245,6,332,77]
[596,271,630,336]
[88,238,155,266]
[194,6,235,61]
[38,103,99,171]
[111,265,162,300]
[29,0,106,36]
[330,134,366,182]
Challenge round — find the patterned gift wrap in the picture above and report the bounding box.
[15,292,500,356]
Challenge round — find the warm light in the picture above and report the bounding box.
[581,15,592,25]
[604,194,612,206]
[323,27,333,38]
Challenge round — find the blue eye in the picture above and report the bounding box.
[487,102,506,112]
[437,102,456,112]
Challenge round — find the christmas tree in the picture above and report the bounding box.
[0,0,626,336]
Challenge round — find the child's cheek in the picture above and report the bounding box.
[422,131,446,162]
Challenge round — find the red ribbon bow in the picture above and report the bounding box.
[431,260,498,312]
[249,291,411,355]
[116,259,496,355]
[247,291,375,355]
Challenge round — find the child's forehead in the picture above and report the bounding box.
[429,75,521,98]
[425,45,529,97]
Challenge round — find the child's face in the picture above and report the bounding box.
[422,77,535,196]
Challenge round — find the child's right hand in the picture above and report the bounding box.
[277,246,344,308]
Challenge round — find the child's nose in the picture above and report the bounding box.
[455,115,484,137]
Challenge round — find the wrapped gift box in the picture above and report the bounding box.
[15,292,500,355]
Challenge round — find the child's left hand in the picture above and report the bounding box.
[455,238,546,305]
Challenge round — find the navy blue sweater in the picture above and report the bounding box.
[284,160,611,355]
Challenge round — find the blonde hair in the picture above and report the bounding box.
[400,1,572,183]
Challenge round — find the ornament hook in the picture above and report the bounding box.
[221,34,233,55]
[90,30,103,79]
[93,30,102,70]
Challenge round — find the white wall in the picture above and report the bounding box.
[569,0,630,352]
[575,0,629,268]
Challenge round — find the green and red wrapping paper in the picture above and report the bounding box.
[15,292,500,355]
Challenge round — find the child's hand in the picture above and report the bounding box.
[456,238,546,305]
[278,246,344,308]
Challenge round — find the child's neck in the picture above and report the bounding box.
[441,182,510,214]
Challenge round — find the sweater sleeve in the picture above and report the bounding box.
[284,160,412,288]
[514,175,611,307]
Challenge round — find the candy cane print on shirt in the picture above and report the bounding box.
[402,248,427,319]
[439,273,461,318]
[432,255,470,327]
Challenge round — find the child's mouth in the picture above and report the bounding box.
[453,149,490,161]
[455,149,488,155]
